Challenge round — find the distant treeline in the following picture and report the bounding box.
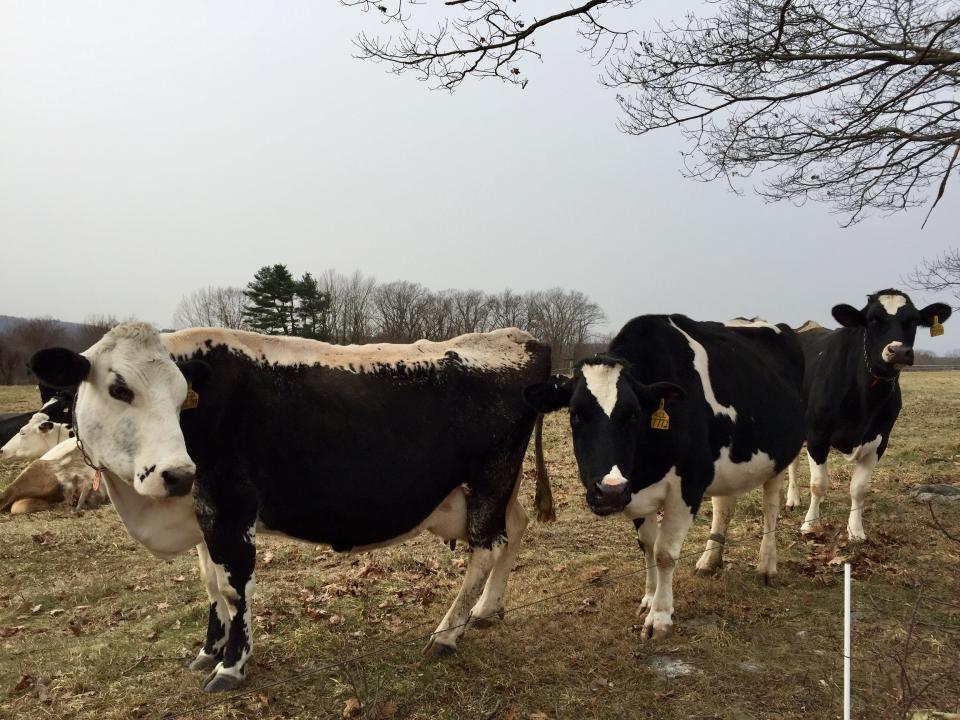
[0,315,117,384]
[173,265,610,370]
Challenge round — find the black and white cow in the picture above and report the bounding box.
[524,315,805,638]
[785,289,952,541]
[30,322,550,692]
[0,389,73,447]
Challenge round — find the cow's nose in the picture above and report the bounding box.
[891,346,915,366]
[162,469,195,497]
[593,479,632,511]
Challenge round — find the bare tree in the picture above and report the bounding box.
[74,314,120,349]
[527,288,606,368]
[350,0,960,224]
[341,271,378,343]
[449,289,493,335]
[0,333,25,385]
[373,280,432,342]
[173,286,248,330]
[907,248,960,309]
[489,289,529,331]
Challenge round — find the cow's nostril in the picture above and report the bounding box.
[162,470,195,497]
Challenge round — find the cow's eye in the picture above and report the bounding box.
[109,384,134,404]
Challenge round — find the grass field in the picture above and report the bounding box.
[1,375,959,720]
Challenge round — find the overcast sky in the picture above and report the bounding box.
[1,1,957,351]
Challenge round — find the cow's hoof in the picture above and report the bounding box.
[847,528,867,543]
[694,566,719,577]
[636,594,653,615]
[759,572,779,588]
[201,666,244,693]
[469,616,494,630]
[800,523,818,537]
[424,638,457,659]
[641,610,673,641]
[189,651,219,671]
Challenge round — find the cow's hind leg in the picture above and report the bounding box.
[785,455,802,508]
[10,498,55,514]
[694,495,737,576]
[425,484,509,657]
[469,499,528,627]
[189,543,232,671]
[801,447,830,536]
[757,473,782,586]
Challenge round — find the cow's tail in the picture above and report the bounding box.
[533,414,556,523]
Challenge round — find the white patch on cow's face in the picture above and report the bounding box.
[164,326,536,374]
[669,321,737,421]
[723,318,782,334]
[0,413,67,462]
[76,323,194,498]
[581,363,622,418]
[601,465,628,487]
[878,294,907,315]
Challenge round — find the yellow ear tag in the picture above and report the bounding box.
[650,398,670,431]
[181,388,199,410]
[931,315,945,337]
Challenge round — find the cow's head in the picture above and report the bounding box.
[524,357,684,515]
[832,290,952,375]
[29,322,207,498]
[0,413,72,462]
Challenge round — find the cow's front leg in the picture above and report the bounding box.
[200,524,257,692]
[785,455,802,508]
[847,444,880,542]
[756,473,782,585]
[694,495,737,576]
[189,543,232,671]
[642,493,694,641]
[633,515,658,613]
[801,446,830,535]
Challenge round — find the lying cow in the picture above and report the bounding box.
[0,390,73,447]
[524,315,805,639]
[0,440,108,514]
[0,412,74,462]
[30,322,550,692]
[785,289,952,540]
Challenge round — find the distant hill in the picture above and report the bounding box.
[0,314,93,335]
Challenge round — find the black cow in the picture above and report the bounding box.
[0,389,73,447]
[30,322,550,692]
[785,289,952,541]
[525,315,805,639]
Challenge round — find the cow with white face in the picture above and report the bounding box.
[0,413,74,462]
[785,289,952,541]
[32,323,198,498]
[31,321,550,693]
[525,314,805,639]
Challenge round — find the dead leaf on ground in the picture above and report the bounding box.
[501,703,519,720]
[342,697,361,718]
[9,674,33,695]
[379,699,399,718]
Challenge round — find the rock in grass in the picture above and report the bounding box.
[910,484,960,503]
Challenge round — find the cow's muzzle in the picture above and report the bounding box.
[883,343,914,368]
[162,469,195,497]
[589,480,632,516]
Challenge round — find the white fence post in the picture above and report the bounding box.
[844,562,851,720]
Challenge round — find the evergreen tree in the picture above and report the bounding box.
[295,272,331,340]
[243,265,298,335]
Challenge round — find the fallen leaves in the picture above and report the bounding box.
[342,697,362,718]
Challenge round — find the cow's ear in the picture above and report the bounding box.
[38,421,54,433]
[177,359,212,389]
[636,381,685,407]
[918,302,952,327]
[29,348,90,389]
[832,304,865,328]
[523,375,572,414]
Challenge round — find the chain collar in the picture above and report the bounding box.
[71,393,105,489]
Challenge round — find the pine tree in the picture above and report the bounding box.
[295,273,332,340]
[243,265,298,335]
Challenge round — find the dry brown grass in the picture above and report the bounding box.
[1,374,958,720]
